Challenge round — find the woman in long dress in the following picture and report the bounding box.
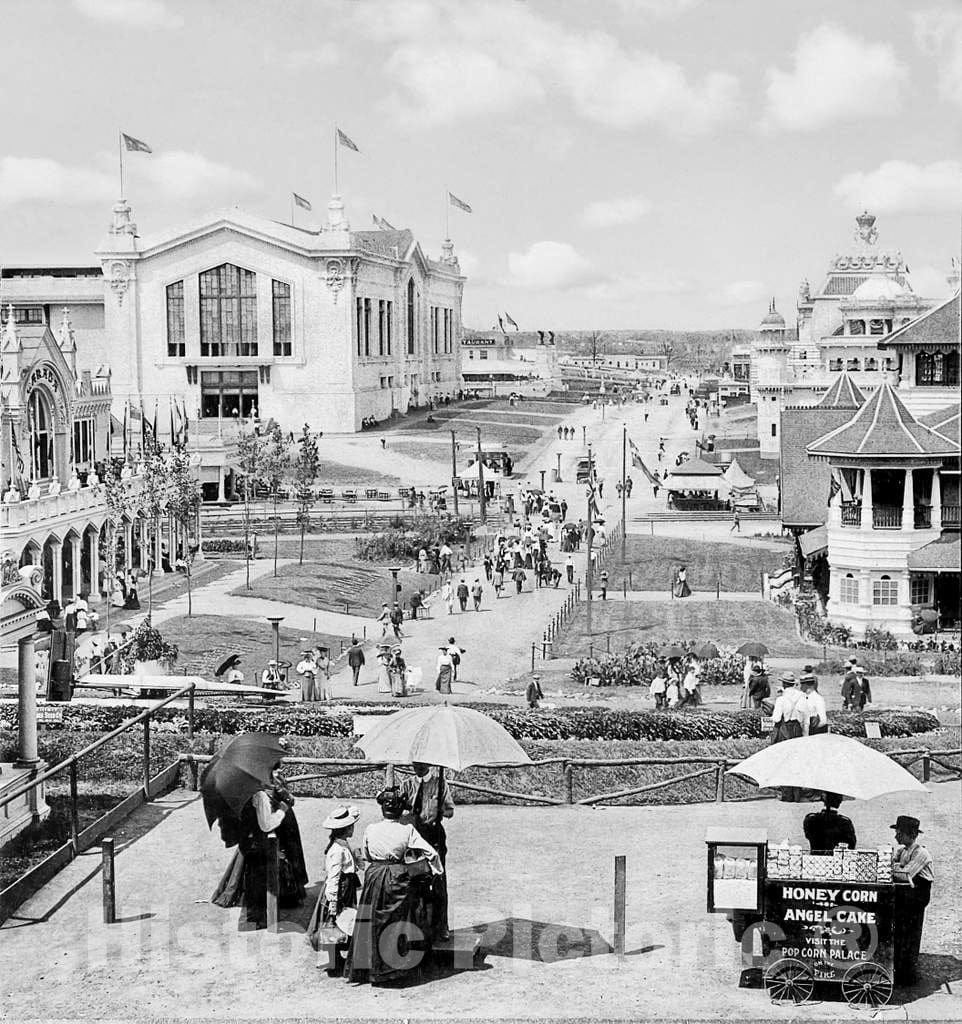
[345,788,442,984]
[673,565,691,598]
[306,805,361,964]
[210,768,308,928]
[390,647,407,698]
[375,646,393,694]
[435,646,453,695]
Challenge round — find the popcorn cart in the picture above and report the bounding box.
[707,829,906,1007]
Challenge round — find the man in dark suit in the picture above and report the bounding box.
[346,637,365,687]
[803,792,857,851]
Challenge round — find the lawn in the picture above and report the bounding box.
[230,559,429,618]
[607,535,784,592]
[313,458,400,486]
[155,613,347,677]
[553,599,821,658]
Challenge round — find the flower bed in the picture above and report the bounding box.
[572,643,744,688]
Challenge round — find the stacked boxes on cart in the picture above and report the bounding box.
[767,842,894,884]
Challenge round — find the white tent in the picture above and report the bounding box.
[723,458,755,488]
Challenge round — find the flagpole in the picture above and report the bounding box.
[621,424,627,562]
[445,186,449,240]
[586,443,594,636]
[333,125,339,195]
[118,129,124,199]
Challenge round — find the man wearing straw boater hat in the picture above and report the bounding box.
[891,815,934,986]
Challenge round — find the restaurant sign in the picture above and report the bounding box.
[462,338,497,347]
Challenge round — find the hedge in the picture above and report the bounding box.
[572,645,745,687]
[0,703,938,748]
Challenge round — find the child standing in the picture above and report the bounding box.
[307,806,361,967]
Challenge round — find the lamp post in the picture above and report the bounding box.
[582,425,587,446]
[389,566,402,607]
[556,451,562,482]
[266,615,284,667]
[539,469,546,491]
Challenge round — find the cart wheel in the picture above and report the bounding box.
[841,963,894,1008]
[764,958,814,1004]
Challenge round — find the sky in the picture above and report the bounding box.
[1,0,961,331]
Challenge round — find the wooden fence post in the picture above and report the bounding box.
[922,753,931,782]
[102,838,116,924]
[188,686,195,741]
[714,763,726,802]
[531,643,537,672]
[69,760,80,850]
[189,757,199,792]
[614,856,626,960]
[266,833,279,932]
[564,763,574,804]
[143,718,151,792]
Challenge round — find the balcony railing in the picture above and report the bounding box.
[840,503,862,527]
[914,505,932,530]
[872,505,903,529]
[943,504,961,529]
[0,475,144,530]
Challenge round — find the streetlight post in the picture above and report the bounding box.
[450,430,460,517]
[389,566,402,608]
[539,469,546,491]
[556,451,562,482]
[582,425,587,446]
[266,615,284,666]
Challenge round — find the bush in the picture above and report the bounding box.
[571,643,743,687]
[116,618,178,673]
[816,650,961,678]
[202,538,247,553]
[354,519,477,563]
[863,627,900,651]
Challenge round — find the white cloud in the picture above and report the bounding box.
[763,24,907,131]
[358,1,739,134]
[506,241,597,291]
[454,248,481,280]
[713,280,769,307]
[612,0,700,14]
[833,160,962,214]
[140,152,261,200]
[0,157,115,206]
[582,195,651,228]
[582,272,694,303]
[0,152,259,207]
[264,43,340,70]
[908,265,954,301]
[914,8,962,108]
[73,0,183,29]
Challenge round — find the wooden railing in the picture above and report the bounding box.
[840,504,862,527]
[872,504,903,529]
[942,504,961,528]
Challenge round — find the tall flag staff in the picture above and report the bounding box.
[334,126,360,196]
[119,131,152,197]
[291,192,312,226]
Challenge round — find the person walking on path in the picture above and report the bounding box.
[471,578,483,611]
[493,564,504,598]
[730,509,741,533]
[483,553,493,582]
[390,602,405,639]
[840,657,859,709]
[409,590,423,620]
[439,543,453,573]
[456,578,469,612]
[512,565,527,594]
[442,580,455,615]
[377,603,392,637]
[435,645,454,694]
[526,675,544,709]
[853,665,872,710]
[798,672,827,735]
[347,637,365,687]
[599,569,609,600]
[565,554,575,585]
[447,637,464,681]
[673,566,691,598]
[624,476,633,498]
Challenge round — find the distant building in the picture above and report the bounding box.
[460,332,561,394]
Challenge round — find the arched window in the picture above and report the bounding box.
[199,264,257,357]
[848,320,865,336]
[840,573,859,604]
[28,389,54,480]
[872,574,898,605]
[406,278,416,355]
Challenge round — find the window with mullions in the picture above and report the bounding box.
[200,370,259,419]
[72,418,96,466]
[1,306,43,325]
[432,306,439,354]
[407,278,416,354]
[839,573,859,604]
[166,281,185,357]
[872,575,898,606]
[910,577,930,605]
[272,280,291,356]
[916,351,960,387]
[199,264,258,356]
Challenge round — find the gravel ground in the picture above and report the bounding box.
[2,783,960,1020]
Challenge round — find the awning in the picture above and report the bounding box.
[799,525,828,559]
[671,457,724,477]
[723,457,755,488]
[907,533,961,572]
[665,475,731,494]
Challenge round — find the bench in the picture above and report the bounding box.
[318,488,334,503]
[342,489,357,503]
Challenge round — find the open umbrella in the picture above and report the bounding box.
[693,641,719,660]
[201,732,286,827]
[736,641,769,658]
[214,653,241,678]
[659,644,686,660]
[355,705,531,772]
[727,734,928,801]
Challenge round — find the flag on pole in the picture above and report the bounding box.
[504,312,519,331]
[292,192,312,211]
[10,423,24,478]
[448,192,472,213]
[497,315,506,334]
[169,401,176,448]
[336,128,360,152]
[628,438,660,486]
[548,331,556,345]
[829,474,842,503]
[122,133,152,153]
[180,397,190,448]
[373,213,396,230]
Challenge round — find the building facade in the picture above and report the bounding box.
[461,332,561,394]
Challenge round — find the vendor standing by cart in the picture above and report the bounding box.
[400,762,454,941]
[891,815,934,987]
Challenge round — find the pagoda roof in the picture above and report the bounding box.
[807,381,959,459]
[879,292,960,352]
[919,403,961,447]
[817,372,865,409]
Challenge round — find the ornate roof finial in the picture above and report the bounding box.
[57,306,76,351]
[1,305,17,351]
[855,210,878,246]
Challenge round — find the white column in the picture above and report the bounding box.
[50,539,63,604]
[902,468,914,530]
[69,534,82,598]
[153,517,163,573]
[89,529,100,600]
[931,470,942,529]
[217,471,226,503]
[861,468,873,531]
[124,521,134,572]
[17,634,40,767]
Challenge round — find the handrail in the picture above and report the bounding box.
[0,683,196,811]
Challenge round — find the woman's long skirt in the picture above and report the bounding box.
[376,664,392,694]
[435,665,452,694]
[306,871,360,950]
[345,862,422,983]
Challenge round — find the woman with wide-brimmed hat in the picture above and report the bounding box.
[306,805,362,963]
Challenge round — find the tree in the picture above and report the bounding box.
[102,459,130,634]
[167,446,202,615]
[138,436,169,613]
[659,339,675,371]
[587,330,608,364]
[292,424,320,565]
[236,421,276,591]
[259,421,288,578]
